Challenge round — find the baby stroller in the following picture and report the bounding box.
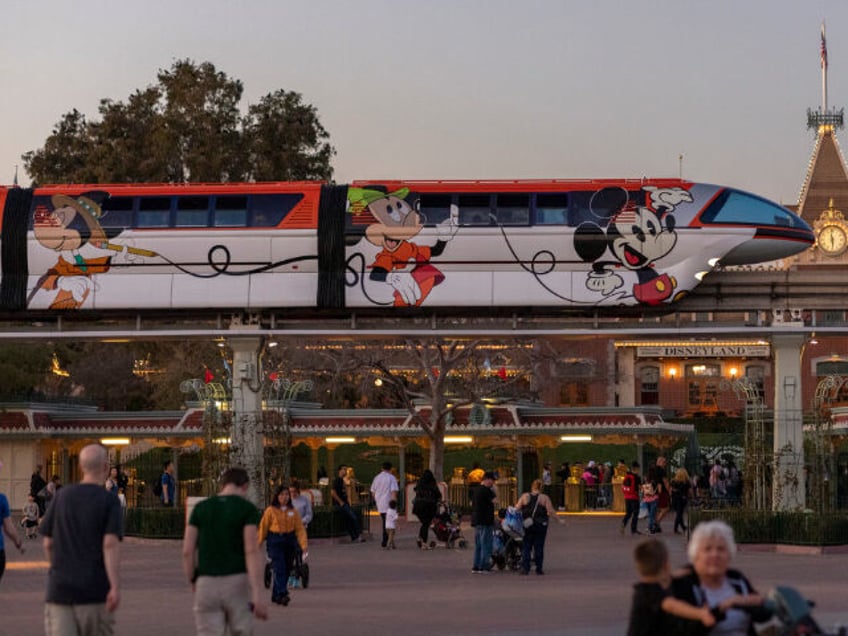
[429,502,468,549]
[264,548,310,590]
[492,507,523,571]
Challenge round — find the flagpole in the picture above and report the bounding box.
[822,21,828,113]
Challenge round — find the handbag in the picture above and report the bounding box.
[523,494,541,528]
[638,501,649,519]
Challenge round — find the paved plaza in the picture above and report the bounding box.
[1,513,846,635]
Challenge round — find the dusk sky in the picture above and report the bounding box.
[1,1,845,205]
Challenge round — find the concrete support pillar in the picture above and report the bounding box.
[616,345,636,407]
[772,334,805,511]
[229,335,265,506]
[398,444,406,493]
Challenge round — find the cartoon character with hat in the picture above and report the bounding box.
[29,192,123,309]
[349,187,459,307]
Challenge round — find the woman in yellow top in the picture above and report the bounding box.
[258,485,308,606]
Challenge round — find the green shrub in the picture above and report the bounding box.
[124,503,372,540]
[690,509,848,545]
[124,507,185,539]
[308,505,369,538]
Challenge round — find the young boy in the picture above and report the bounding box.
[21,494,40,539]
[385,499,399,549]
[627,538,715,636]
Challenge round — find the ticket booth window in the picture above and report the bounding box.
[639,366,659,405]
[559,381,589,406]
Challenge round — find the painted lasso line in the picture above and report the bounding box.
[491,219,605,305]
[345,252,393,306]
[158,245,319,279]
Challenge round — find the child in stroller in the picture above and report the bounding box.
[428,502,468,549]
[492,507,523,571]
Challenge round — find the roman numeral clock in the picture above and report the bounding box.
[815,199,848,257]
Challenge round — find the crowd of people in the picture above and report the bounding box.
[0,450,776,636]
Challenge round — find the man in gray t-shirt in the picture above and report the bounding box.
[41,444,123,635]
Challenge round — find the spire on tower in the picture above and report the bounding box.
[808,22,843,133]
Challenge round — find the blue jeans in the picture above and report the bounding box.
[645,500,658,532]
[335,503,360,540]
[266,531,297,600]
[473,525,493,571]
[521,523,548,573]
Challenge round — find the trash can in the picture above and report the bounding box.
[611,478,625,512]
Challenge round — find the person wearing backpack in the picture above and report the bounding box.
[619,461,642,535]
[514,479,559,575]
[159,461,176,507]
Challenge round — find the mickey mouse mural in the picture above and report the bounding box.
[348,187,459,306]
[573,186,693,305]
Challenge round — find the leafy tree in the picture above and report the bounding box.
[245,90,335,181]
[61,343,151,411]
[23,59,334,184]
[273,338,546,480]
[0,343,56,399]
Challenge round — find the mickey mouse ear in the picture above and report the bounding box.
[588,187,629,221]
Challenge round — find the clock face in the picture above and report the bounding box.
[819,224,847,255]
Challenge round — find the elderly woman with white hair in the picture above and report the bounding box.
[668,520,772,635]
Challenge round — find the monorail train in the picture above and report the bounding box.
[0,178,814,312]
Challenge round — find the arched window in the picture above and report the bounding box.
[639,365,659,405]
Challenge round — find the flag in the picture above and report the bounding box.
[269,371,279,381]
[822,23,828,70]
[203,368,214,384]
[497,366,508,380]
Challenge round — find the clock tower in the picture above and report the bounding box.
[814,199,848,257]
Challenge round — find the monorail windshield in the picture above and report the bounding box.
[699,189,807,229]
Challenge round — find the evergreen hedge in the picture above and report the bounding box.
[690,509,848,546]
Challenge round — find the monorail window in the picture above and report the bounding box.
[138,197,172,228]
[495,194,529,226]
[250,193,304,227]
[175,196,210,227]
[535,193,569,225]
[214,196,248,227]
[419,194,451,225]
[458,194,491,226]
[700,190,804,228]
[100,196,134,230]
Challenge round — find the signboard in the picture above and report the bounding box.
[636,345,770,358]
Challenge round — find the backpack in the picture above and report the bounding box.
[153,476,163,498]
[621,473,636,496]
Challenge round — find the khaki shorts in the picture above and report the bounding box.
[44,602,114,636]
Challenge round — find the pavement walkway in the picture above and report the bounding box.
[1,513,846,635]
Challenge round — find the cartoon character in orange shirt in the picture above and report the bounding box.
[352,188,458,306]
[29,193,119,309]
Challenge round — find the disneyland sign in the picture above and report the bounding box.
[636,345,770,358]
